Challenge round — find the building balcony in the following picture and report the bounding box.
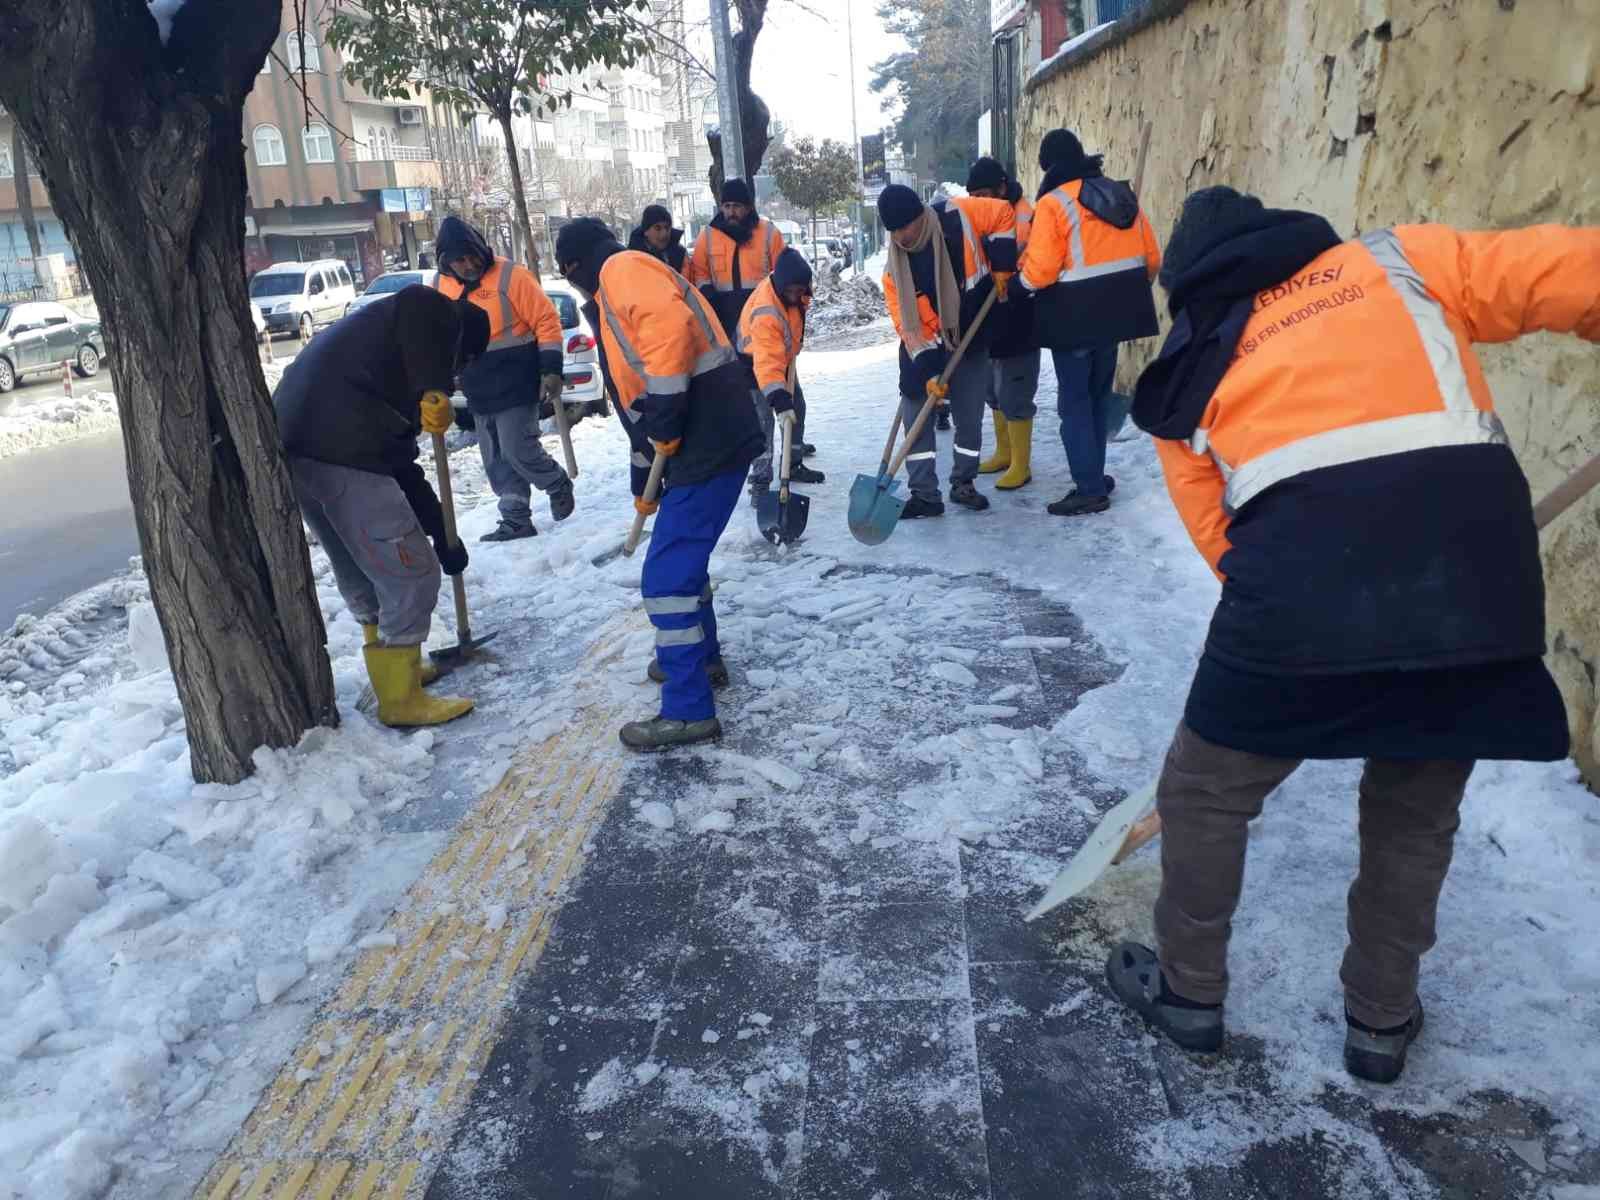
[349,144,442,191]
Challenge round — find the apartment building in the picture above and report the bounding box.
[0,107,77,296]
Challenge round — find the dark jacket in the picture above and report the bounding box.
[628,224,688,274]
[895,199,1013,396]
[274,287,455,540]
[989,182,1037,360]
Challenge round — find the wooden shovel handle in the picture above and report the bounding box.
[624,451,667,557]
[885,288,999,480]
[431,432,471,641]
[777,411,795,501]
[552,385,579,478]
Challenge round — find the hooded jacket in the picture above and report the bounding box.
[686,211,786,338]
[629,223,688,274]
[989,179,1039,360]
[434,216,564,416]
[736,249,811,399]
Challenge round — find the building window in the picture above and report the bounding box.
[286,30,321,73]
[302,123,335,164]
[253,124,287,166]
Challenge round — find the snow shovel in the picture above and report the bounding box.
[757,412,809,545]
[592,450,666,566]
[1026,441,1600,921]
[428,431,499,668]
[552,390,580,478]
[848,288,999,546]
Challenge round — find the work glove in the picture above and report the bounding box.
[419,390,453,435]
[652,437,682,458]
[993,270,1014,300]
[540,374,564,406]
[925,376,949,403]
[768,388,795,415]
[633,495,659,517]
[433,536,469,577]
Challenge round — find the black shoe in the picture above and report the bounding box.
[549,483,575,522]
[1104,475,1116,494]
[647,656,729,688]
[799,442,817,457]
[1105,942,1224,1053]
[1047,491,1111,517]
[935,409,952,431]
[949,482,990,511]
[789,463,825,485]
[619,715,723,751]
[1344,1004,1424,1084]
[480,521,537,542]
[899,495,945,520]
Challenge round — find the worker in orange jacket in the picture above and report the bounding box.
[878,183,1017,518]
[435,217,575,541]
[1107,185,1600,1086]
[1021,129,1162,516]
[966,157,1041,489]
[555,218,765,752]
[736,248,824,507]
[686,178,787,338]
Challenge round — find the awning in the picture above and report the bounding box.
[255,220,375,238]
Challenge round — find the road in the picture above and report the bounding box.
[0,335,306,631]
[2,332,306,406]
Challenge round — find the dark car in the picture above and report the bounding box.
[0,300,106,392]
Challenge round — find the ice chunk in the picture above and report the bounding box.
[716,752,803,792]
[1,872,101,945]
[0,815,68,915]
[0,974,70,1059]
[126,850,221,902]
[127,601,171,674]
[483,904,508,932]
[701,1028,721,1044]
[357,931,398,950]
[304,903,365,965]
[256,959,307,1005]
[930,660,978,687]
[637,802,675,830]
[692,811,735,834]
[748,1012,772,1028]
[632,1061,662,1085]
[742,1071,771,1099]
[999,635,1074,650]
[1011,738,1044,781]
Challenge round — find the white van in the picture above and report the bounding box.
[249,260,358,342]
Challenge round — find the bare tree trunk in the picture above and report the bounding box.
[498,110,537,269]
[0,0,338,783]
[10,121,41,259]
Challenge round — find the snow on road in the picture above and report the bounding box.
[1,332,1597,1197]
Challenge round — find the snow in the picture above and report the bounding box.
[0,389,120,461]
[1027,20,1117,89]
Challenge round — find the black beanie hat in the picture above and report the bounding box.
[877,184,924,232]
[720,178,754,206]
[641,203,673,229]
[966,156,1006,193]
[1038,128,1086,171]
[771,246,813,294]
[1159,186,1268,291]
[555,217,617,268]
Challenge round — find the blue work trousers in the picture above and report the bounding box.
[1052,343,1120,498]
[642,466,748,721]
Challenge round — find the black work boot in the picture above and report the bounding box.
[1105,942,1224,1053]
[949,481,990,511]
[619,715,723,751]
[935,408,952,431]
[899,495,946,520]
[798,442,818,457]
[549,482,576,522]
[789,462,826,484]
[1047,491,1111,517]
[1344,1004,1424,1084]
[647,656,729,688]
[480,520,537,542]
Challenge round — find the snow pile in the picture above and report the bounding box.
[0,389,120,460]
[807,273,886,338]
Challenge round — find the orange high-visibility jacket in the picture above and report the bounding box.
[881,196,1017,361]
[1013,195,1034,250]
[1157,224,1600,581]
[1021,178,1161,351]
[435,257,563,362]
[736,277,806,400]
[686,219,786,293]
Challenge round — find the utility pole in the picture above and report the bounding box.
[845,0,866,270]
[709,0,746,185]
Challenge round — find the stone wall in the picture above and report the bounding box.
[1020,0,1600,778]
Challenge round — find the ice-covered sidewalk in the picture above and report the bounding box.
[2,333,1597,1199]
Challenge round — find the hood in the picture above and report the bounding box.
[1005,178,1024,206]
[435,216,496,281]
[1075,177,1140,230]
[1037,158,1105,201]
[771,247,813,298]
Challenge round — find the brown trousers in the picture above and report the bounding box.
[1153,722,1473,1029]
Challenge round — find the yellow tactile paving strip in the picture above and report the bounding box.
[195,636,642,1200]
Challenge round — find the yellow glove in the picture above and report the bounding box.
[925,377,949,403]
[993,270,1014,300]
[419,390,453,435]
[634,495,659,516]
[652,438,682,458]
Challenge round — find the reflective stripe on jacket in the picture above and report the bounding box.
[436,258,564,415]
[686,220,785,293]
[1022,180,1161,351]
[1158,223,1600,580]
[881,196,1017,363]
[735,277,805,397]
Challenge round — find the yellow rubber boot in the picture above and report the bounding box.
[978,409,1010,474]
[363,644,473,728]
[995,417,1034,490]
[364,622,440,685]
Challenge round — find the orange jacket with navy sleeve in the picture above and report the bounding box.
[736,276,806,400]
[435,257,564,416]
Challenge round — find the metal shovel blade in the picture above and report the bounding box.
[757,487,810,545]
[1024,783,1157,921]
[847,472,904,546]
[428,630,500,666]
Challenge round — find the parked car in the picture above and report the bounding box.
[0,300,105,393]
[449,277,610,432]
[248,260,358,342]
[793,240,841,274]
[822,236,853,268]
[346,268,440,317]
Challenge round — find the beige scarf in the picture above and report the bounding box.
[887,207,963,357]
